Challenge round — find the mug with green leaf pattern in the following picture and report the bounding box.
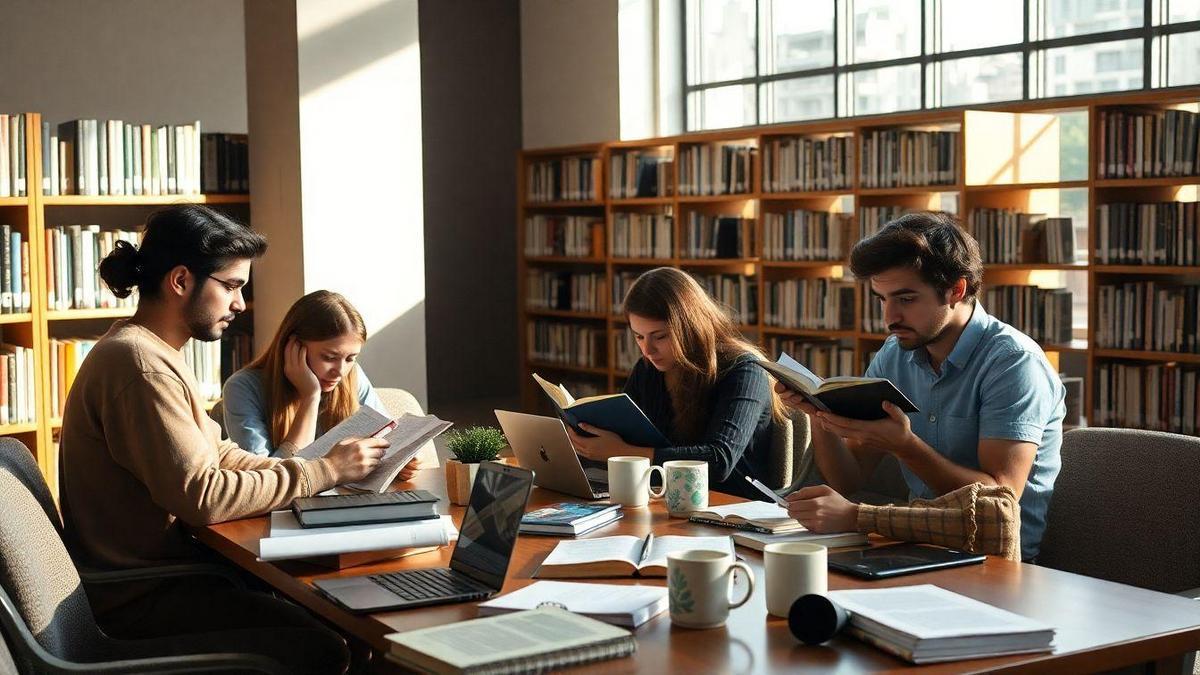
[648,460,708,517]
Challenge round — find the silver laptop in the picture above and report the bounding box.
[313,461,533,613]
[494,410,609,500]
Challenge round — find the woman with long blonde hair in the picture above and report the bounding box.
[222,291,424,479]
[568,267,785,500]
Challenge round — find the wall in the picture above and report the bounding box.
[0,0,247,132]
[419,0,523,408]
[520,0,620,148]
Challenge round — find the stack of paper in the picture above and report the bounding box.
[829,585,1055,664]
[479,581,667,628]
[258,511,457,562]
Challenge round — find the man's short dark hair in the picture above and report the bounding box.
[849,211,983,300]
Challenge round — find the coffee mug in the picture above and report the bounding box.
[666,549,755,629]
[764,542,827,618]
[607,456,655,508]
[648,460,709,516]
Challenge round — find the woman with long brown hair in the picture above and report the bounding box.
[222,291,425,479]
[568,267,785,500]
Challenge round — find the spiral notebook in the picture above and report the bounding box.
[384,607,636,674]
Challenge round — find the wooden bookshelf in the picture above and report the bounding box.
[519,89,1200,435]
[0,112,253,495]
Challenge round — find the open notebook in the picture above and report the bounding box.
[688,500,806,534]
[754,352,918,421]
[532,373,669,448]
[535,534,734,578]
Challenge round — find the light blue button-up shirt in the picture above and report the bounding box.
[866,302,1065,560]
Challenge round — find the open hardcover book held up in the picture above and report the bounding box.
[754,352,919,421]
[295,406,452,493]
[532,373,670,448]
[535,534,734,578]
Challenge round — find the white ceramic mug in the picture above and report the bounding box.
[607,456,655,508]
[648,460,709,517]
[666,549,755,629]
[763,542,827,618]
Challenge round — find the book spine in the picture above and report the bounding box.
[686,516,778,535]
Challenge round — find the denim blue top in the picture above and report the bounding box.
[865,302,1064,559]
[221,364,385,457]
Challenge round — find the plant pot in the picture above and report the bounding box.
[445,459,480,506]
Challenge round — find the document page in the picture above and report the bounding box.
[295,406,391,460]
[540,536,643,567]
[829,585,1053,639]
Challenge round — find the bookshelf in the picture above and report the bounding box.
[0,112,253,496]
[518,88,1200,436]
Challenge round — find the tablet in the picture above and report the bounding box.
[828,543,986,579]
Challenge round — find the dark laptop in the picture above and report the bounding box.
[828,542,987,579]
[313,461,534,613]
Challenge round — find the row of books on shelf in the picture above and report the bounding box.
[615,330,638,371]
[524,215,603,258]
[526,271,606,313]
[762,210,851,262]
[182,338,224,401]
[199,133,250,194]
[0,344,34,425]
[859,205,905,240]
[0,225,29,313]
[1095,282,1199,354]
[526,156,599,203]
[1098,108,1200,179]
[967,210,1078,265]
[982,286,1074,346]
[608,151,671,198]
[611,212,672,259]
[763,279,856,331]
[694,273,757,325]
[677,144,754,196]
[1095,362,1198,435]
[47,338,94,418]
[1096,202,1200,266]
[859,129,958,188]
[46,226,139,311]
[0,114,28,197]
[527,320,605,369]
[765,337,854,380]
[51,119,204,196]
[762,135,853,193]
[682,214,753,259]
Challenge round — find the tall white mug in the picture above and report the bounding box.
[667,549,755,629]
[607,456,654,508]
[764,542,827,618]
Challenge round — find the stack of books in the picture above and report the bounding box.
[292,489,439,528]
[1096,202,1199,266]
[829,585,1055,664]
[678,143,754,196]
[1098,107,1200,179]
[50,119,203,196]
[520,503,622,536]
[1096,281,1199,353]
[762,135,852,192]
[859,129,959,188]
[524,215,604,257]
[0,225,30,313]
[0,114,28,197]
[693,273,757,325]
[526,320,605,368]
[1095,362,1198,434]
[45,225,140,311]
[682,213,754,259]
[982,285,1074,345]
[526,156,599,202]
[763,209,851,262]
[608,150,672,198]
[526,270,606,313]
[764,278,856,331]
[859,205,905,240]
[610,211,672,258]
[765,338,855,379]
[0,343,34,425]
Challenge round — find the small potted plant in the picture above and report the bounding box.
[444,426,507,505]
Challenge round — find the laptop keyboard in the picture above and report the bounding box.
[370,567,488,602]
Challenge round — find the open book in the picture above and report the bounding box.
[687,501,806,534]
[295,406,452,493]
[478,581,667,628]
[535,534,734,578]
[754,352,919,421]
[533,373,669,448]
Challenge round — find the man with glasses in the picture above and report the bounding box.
[59,204,380,673]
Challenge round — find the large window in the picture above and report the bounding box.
[685,0,1200,130]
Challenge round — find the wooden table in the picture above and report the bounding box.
[194,467,1200,674]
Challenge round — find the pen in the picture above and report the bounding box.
[745,476,789,507]
[637,533,654,566]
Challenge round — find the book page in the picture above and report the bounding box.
[387,608,628,669]
[532,373,571,408]
[778,352,824,390]
[699,501,795,523]
[829,585,1053,640]
[294,406,392,460]
[479,581,666,615]
[643,535,735,570]
[540,536,642,568]
[344,414,452,493]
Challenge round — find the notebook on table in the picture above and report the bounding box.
[730,528,869,552]
[534,534,734,578]
[384,607,636,674]
[687,500,806,534]
[478,581,668,628]
[519,502,622,536]
[291,489,439,528]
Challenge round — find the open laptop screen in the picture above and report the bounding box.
[449,462,533,590]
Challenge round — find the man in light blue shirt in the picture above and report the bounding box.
[779,212,1064,560]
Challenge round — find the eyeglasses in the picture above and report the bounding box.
[206,274,246,294]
